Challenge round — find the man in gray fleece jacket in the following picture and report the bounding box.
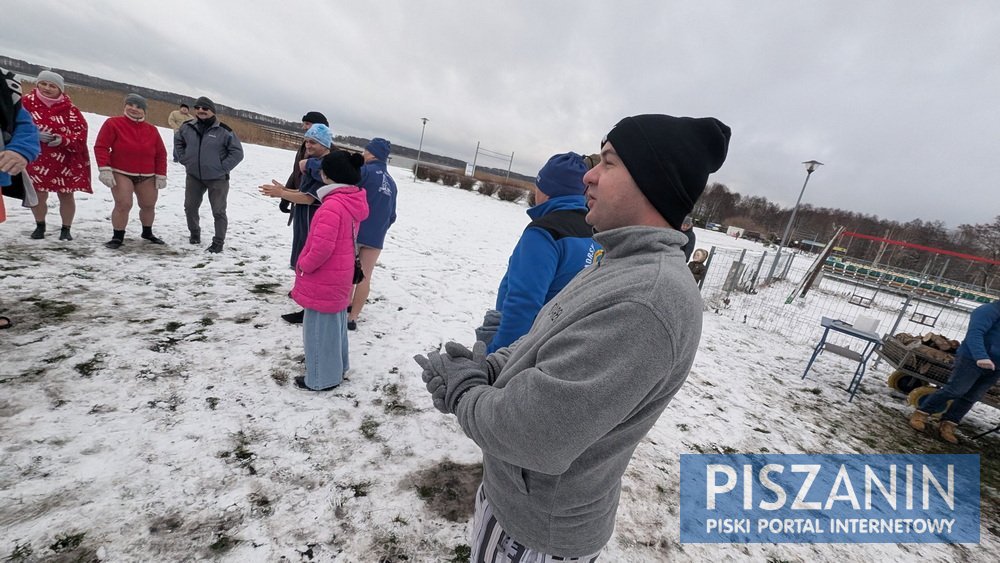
[416,114,730,559]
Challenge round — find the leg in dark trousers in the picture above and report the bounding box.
[184,174,206,238]
[205,178,230,244]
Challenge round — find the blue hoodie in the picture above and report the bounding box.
[491,195,598,352]
[1,107,40,187]
[958,301,1000,364]
[356,160,397,248]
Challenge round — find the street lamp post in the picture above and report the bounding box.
[413,117,428,180]
[766,160,824,283]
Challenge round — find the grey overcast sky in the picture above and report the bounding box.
[4,1,998,228]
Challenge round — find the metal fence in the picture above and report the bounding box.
[696,246,988,351]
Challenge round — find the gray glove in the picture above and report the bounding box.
[444,341,503,384]
[47,134,63,147]
[474,309,501,346]
[414,349,490,414]
[37,130,56,143]
[415,351,447,413]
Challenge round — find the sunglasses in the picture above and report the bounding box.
[194,105,210,110]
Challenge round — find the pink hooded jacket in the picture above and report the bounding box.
[291,185,370,313]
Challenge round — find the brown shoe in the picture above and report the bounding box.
[939,421,959,444]
[909,410,929,432]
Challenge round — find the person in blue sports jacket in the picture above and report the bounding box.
[1,66,41,329]
[1,68,41,192]
[480,152,598,353]
[910,300,1000,443]
[348,137,398,331]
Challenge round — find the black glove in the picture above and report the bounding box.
[414,349,490,414]
[444,341,503,384]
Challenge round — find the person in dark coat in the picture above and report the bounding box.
[176,96,244,253]
[910,301,1000,443]
[680,215,696,260]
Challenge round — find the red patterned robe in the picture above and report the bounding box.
[22,90,92,193]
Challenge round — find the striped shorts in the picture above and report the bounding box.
[470,485,602,563]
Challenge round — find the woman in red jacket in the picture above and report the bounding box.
[93,93,167,248]
[22,71,92,241]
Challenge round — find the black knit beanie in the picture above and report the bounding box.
[603,114,731,229]
[320,150,363,185]
[302,111,329,126]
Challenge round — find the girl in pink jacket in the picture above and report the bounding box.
[291,151,369,391]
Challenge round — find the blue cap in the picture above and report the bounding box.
[366,138,390,161]
[304,123,332,148]
[535,152,587,198]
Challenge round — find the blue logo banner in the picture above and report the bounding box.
[679,454,979,543]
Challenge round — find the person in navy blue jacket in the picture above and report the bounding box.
[479,152,598,353]
[348,138,397,330]
[910,300,1000,443]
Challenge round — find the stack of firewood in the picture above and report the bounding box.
[893,332,959,371]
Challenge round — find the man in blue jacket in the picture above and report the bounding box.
[479,152,597,352]
[910,300,1000,443]
[176,96,244,253]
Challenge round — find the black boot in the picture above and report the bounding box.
[207,240,224,253]
[141,226,165,244]
[30,222,45,239]
[105,229,125,249]
[59,226,73,241]
[281,310,305,324]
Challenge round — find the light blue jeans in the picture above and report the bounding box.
[302,308,349,390]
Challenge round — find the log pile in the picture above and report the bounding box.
[892,332,957,374]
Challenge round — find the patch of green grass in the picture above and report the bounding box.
[42,353,71,365]
[208,534,239,553]
[74,353,105,377]
[676,423,690,431]
[26,296,77,318]
[199,317,215,326]
[192,262,207,269]
[5,541,33,562]
[49,532,86,553]
[449,545,472,563]
[218,431,257,475]
[392,515,408,525]
[346,480,372,497]
[250,282,280,294]
[360,416,381,441]
[206,397,220,410]
[270,369,289,385]
[165,321,183,332]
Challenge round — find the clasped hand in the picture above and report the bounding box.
[413,341,491,414]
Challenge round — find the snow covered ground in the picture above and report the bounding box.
[1,114,998,561]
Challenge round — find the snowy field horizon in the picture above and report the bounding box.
[1,114,998,561]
